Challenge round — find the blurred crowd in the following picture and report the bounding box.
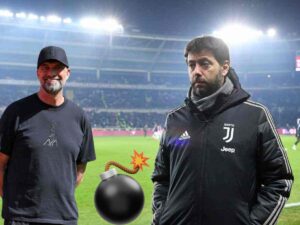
[0,69,300,129]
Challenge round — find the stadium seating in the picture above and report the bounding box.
[0,72,300,129]
[1,23,300,130]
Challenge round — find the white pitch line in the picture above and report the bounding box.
[285,202,300,208]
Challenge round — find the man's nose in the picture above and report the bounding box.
[47,69,57,76]
[194,63,204,75]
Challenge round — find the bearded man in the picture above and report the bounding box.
[0,46,96,225]
[151,36,293,225]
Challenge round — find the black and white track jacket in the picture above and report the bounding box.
[152,69,293,225]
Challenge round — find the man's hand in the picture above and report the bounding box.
[76,163,87,187]
[0,152,9,197]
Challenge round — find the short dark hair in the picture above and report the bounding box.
[184,36,230,65]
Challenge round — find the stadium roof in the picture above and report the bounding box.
[0,0,300,38]
[0,0,299,77]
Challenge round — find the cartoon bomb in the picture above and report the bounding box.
[94,150,149,224]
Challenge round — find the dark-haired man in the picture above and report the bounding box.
[152,36,293,225]
[0,46,96,225]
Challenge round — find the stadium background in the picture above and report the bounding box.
[1,1,300,224]
[1,22,300,130]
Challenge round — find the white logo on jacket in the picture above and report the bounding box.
[223,123,234,143]
[179,131,190,140]
[221,146,235,153]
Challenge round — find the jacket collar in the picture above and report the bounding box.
[190,77,234,112]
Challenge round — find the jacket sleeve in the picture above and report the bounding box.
[151,130,170,225]
[250,107,293,225]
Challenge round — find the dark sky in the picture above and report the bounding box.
[1,0,299,37]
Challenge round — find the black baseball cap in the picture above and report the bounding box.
[37,46,69,68]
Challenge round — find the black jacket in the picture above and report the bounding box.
[152,69,293,225]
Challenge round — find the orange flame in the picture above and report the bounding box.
[130,150,149,171]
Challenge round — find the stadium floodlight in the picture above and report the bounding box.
[213,23,263,44]
[15,12,27,19]
[46,15,62,23]
[63,17,72,24]
[0,9,124,34]
[0,9,13,18]
[267,28,277,37]
[40,16,46,22]
[80,17,102,29]
[27,13,39,20]
[102,18,123,33]
[79,17,123,34]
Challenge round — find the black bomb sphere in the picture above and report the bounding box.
[94,169,144,224]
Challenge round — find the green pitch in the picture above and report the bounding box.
[76,136,157,225]
[76,135,300,225]
[0,135,299,224]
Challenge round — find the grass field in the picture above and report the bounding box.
[0,135,299,224]
[77,135,300,225]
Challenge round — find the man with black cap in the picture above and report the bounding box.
[0,46,96,225]
[151,36,293,225]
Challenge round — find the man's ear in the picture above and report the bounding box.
[66,69,71,80]
[221,60,230,76]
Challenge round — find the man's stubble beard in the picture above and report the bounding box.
[192,71,224,98]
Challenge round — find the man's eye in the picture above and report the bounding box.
[200,61,210,67]
[55,66,64,71]
[41,66,48,71]
[57,65,66,71]
[189,63,195,69]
